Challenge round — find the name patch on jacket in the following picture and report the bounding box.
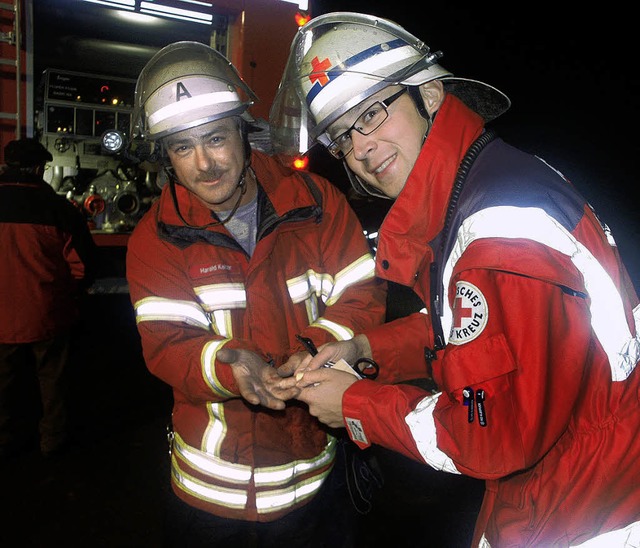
[449,281,488,345]
[189,263,232,279]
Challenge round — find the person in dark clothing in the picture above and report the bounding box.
[0,138,97,459]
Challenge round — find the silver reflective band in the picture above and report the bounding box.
[148,90,240,127]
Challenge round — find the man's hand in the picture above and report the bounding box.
[276,350,307,379]
[295,367,359,428]
[216,348,299,410]
[290,336,369,381]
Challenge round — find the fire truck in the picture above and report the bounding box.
[0,0,311,290]
[0,0,310,235]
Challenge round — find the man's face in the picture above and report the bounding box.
[164,117,247,212]
[327,86,428,199]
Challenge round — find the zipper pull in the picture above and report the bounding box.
[462,387,474,423]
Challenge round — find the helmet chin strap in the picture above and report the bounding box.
[167,160,251,229]
[421,110,434,145]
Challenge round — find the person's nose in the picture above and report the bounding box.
[351,131,375,161]
[194,145,214,171]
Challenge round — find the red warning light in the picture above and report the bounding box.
[292,155,309,170]
[294,11,311,27]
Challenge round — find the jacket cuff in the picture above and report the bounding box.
[342,379,381,449]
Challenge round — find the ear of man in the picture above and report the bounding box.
[419,80,445,117]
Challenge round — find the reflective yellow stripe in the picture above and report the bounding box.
[134,296,211,330]
[287,253,375,324]
[211,309,233,337]
[174,431,251,483]
[203,402,227,455]
[171,432,337,514]
[202,339,236,398]
[194,283,246,336]
[176,428,336,487]
[171,453,249,509]
[254,435,337,486]
[311,317,354,341]
[327,254,376,306]
[256,468,331,513]
[287,253,375,306]
[288,270,331,303]
[195,283,246,310]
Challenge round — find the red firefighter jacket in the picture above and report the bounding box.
[0,172,96,343]
[126,150,388,521]
[341,95,640,546]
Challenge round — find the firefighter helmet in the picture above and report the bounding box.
[132,41,258,140]
[270,12,510,156]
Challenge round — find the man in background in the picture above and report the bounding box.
[0,138,97,459]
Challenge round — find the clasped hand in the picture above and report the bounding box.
[277,339,362,428]
[217,340,363,428]
[216,347,300,410]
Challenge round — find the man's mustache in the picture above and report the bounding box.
[195,169,226,182]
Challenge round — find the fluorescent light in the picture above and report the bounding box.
[175,0,213,5]
[279,0,309,10]
[82,0,309,27]
[140,1,213,25]
[82,0,135,9]
[115,11,159,25]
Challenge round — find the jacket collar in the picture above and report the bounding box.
[155,149,320,231]
[375,94,485,286]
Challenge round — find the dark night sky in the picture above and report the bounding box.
[310,2,640,289]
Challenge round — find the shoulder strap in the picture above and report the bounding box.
[298,171,323,211]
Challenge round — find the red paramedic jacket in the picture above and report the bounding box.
[342,95,640,546]
[126,150,399,522]
[0,172,96,343]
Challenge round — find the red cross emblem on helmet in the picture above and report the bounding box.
[309,56,332,87]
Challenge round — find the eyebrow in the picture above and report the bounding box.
[330,92,394,135]
[166,126,232,147]
[330,104,370,135]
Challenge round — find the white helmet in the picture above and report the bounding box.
[269,12,510,157]
[132,41,258,140]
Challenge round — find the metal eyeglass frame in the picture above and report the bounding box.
[326,87,408,160]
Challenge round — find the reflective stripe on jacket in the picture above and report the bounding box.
[126,150,386,521]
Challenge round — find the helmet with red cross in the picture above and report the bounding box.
[132,41,258,141]
[269,12,509,157]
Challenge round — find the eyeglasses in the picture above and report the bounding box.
[326,87,408,160]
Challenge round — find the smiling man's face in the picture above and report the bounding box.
[332,85,429,199]
[165,117,248,212]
